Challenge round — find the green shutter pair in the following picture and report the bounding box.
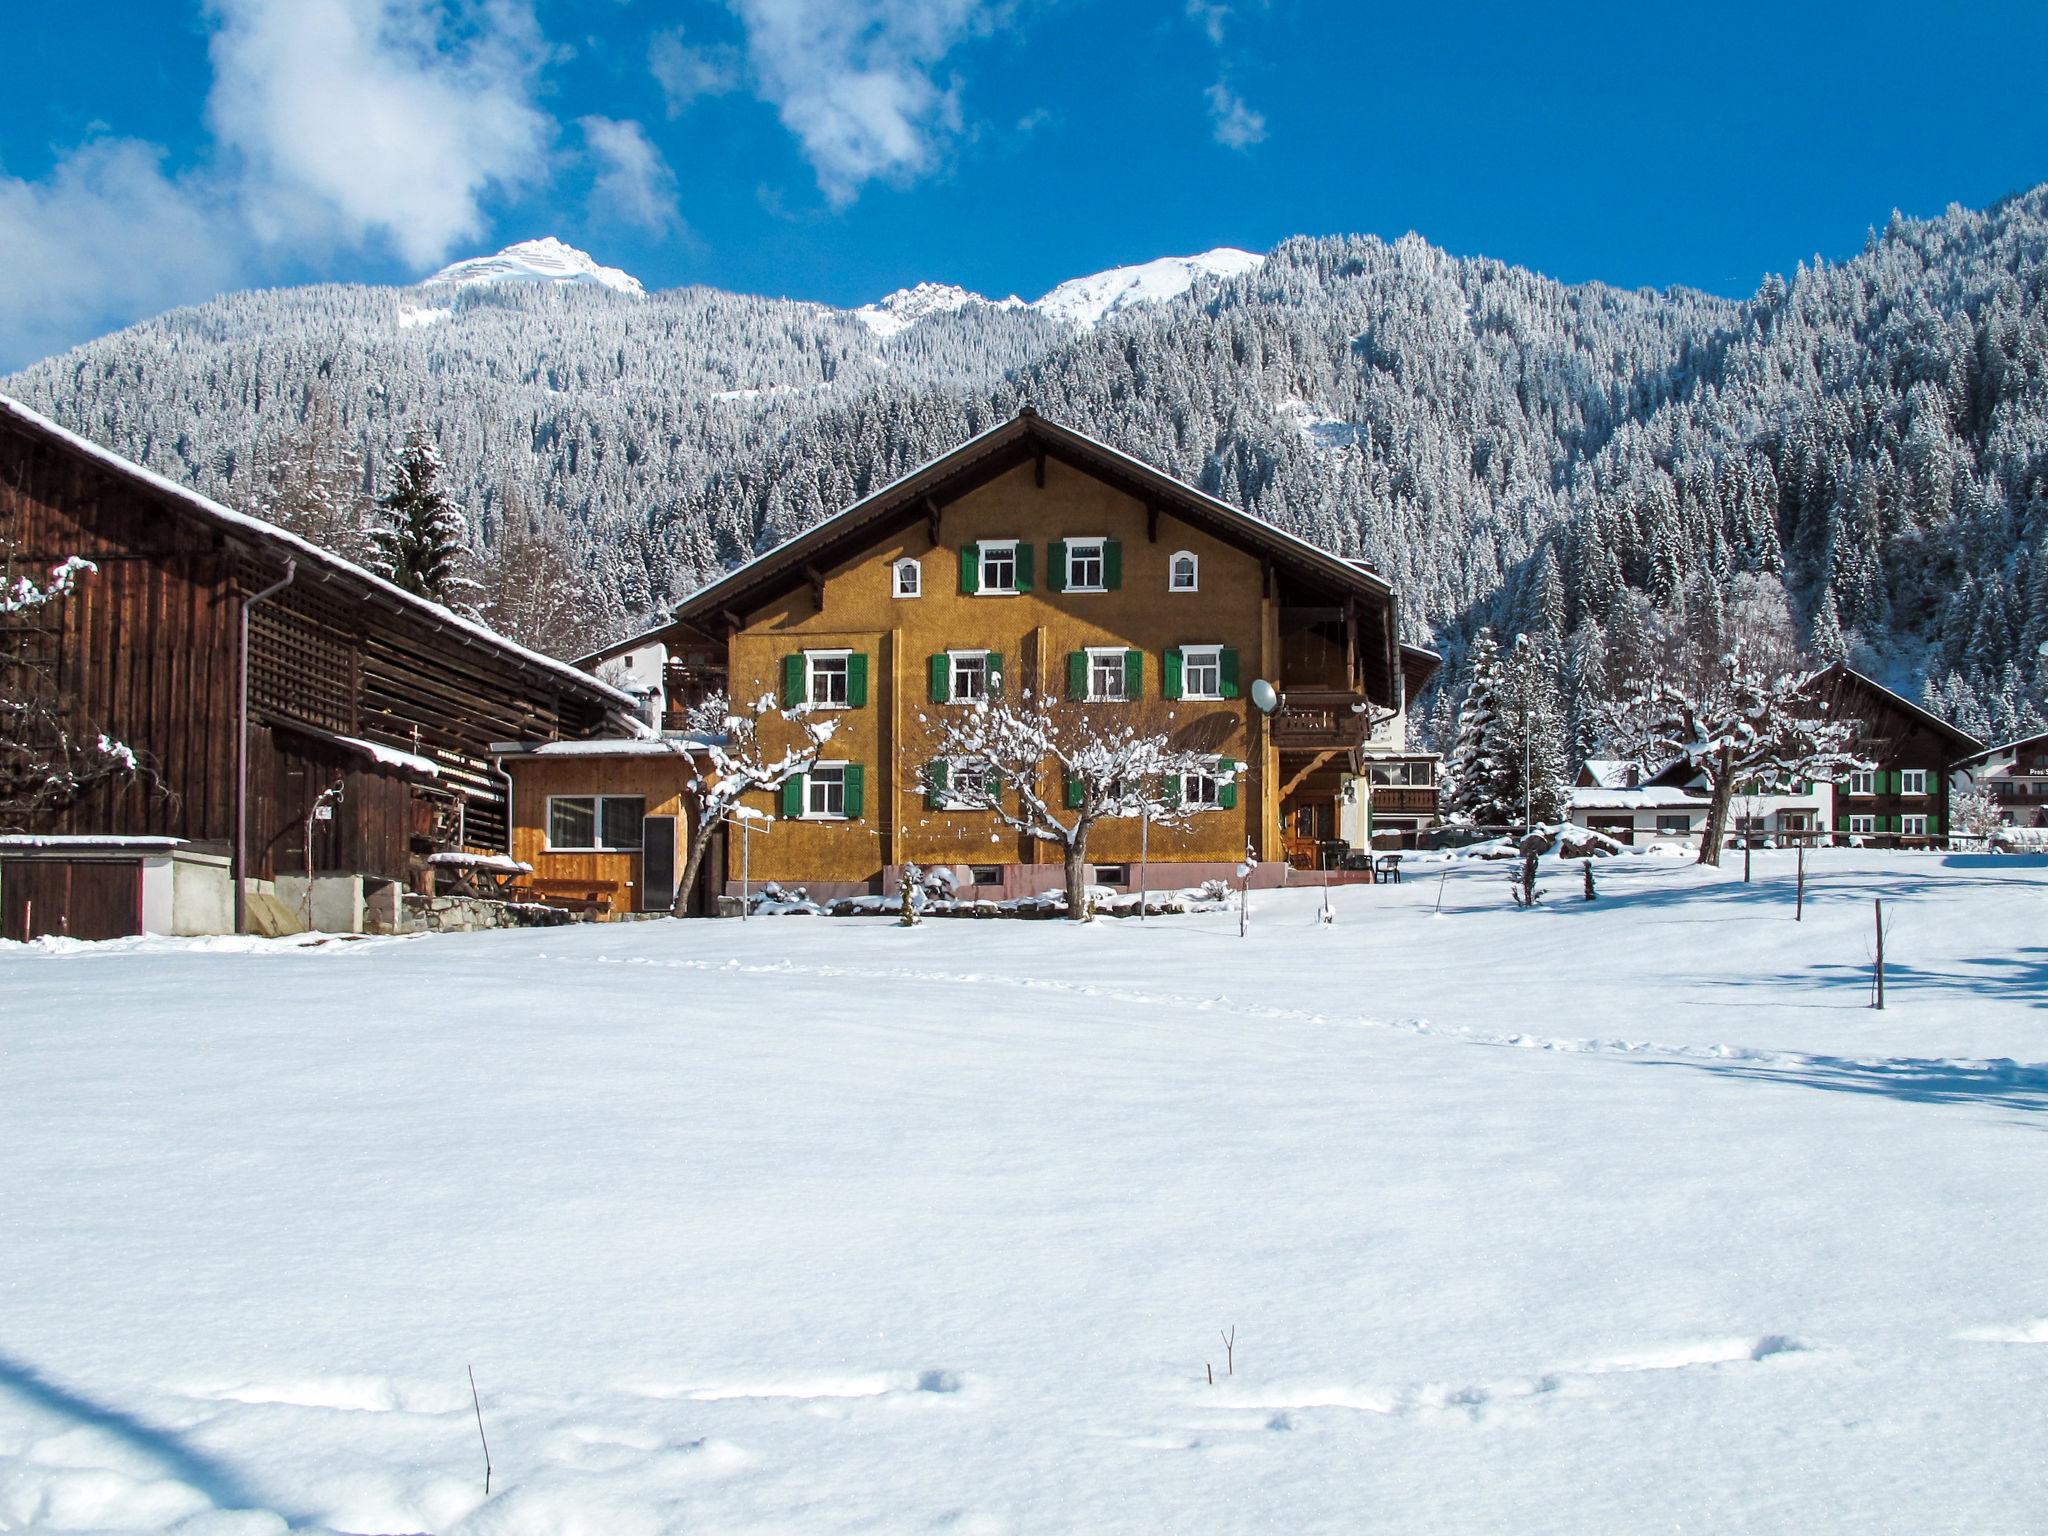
[959,543,1034,594]
[781,652,869,707]
[928,652,1005,703]
[1161,646,1240,700]
[780,766,864,818]
[1045,539,1123,593]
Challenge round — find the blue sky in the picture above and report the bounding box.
[3,1,2044,370]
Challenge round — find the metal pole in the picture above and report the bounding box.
[1873,897,1885,1010]
[1522,691,1531,834]
[1796,844,1804,922]
[741,819,750,919]
[1139,805,1149,921]
[234,558,296,935]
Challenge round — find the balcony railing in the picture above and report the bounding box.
[1271,691,1374,750]
[1371,786,1438,815]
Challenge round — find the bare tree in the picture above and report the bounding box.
[913,677,1243,919]
[0,548,142,827]
[670,690,836,912]
[476,487,600,657]
[247,388,375,565]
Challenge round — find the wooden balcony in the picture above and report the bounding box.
[1271,691,1374,750]
[1371,786,1438,815]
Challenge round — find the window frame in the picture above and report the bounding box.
[545,793,647,852]
[1092,863,1130,886]
[1848,814,1877,835]
[1899,769,1928,797]
[806,648,853,709]
[1183,759,1223,809]
[1655,814,1693,836]
[1180,643,1224,701]
[1064,537,1107,593]
[977,539,1020,595]
[892,557,922,599]
[1169,550,1199,592]
[968,864,1003,886]
[804,762,849,820]
[1901,813,1928,837]
[1848,769,1876,796]
[1086,646,1130,702]
[948,649,991,703]
[936,755,998,810]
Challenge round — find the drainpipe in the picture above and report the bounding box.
[235,558,297,934]
[492,756,514,858]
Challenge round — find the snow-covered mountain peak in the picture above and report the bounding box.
[1033,248,1265,330]
[853,281,1024,338]
[424,237,643,295]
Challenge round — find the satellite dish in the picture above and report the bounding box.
[1249,679,1280,716]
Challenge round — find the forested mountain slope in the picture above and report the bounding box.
[10,186,2047,743]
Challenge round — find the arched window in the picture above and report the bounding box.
[1169,551,1198,592]
[893,557,922,598]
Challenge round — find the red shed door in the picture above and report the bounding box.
[1,859,142,942]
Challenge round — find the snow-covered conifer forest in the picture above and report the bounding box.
[9,186,2048,743]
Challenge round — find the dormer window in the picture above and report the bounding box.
[1169,551,1198,592]
[893,557,921,598]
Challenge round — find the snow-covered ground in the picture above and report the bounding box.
[5,849,2047,1533]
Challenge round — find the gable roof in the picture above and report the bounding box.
[0,393,638,716]
[1806,662,1986,760]
[593,408,1402,685]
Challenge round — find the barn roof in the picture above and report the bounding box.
[1805,662,1986,760]
[0,394,638,716]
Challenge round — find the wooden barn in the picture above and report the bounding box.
[0,395,640,940]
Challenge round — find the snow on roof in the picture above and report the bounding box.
[1570,786,1712,810]
[337,735,440,778]
[0,394,638,715]
[1581,760,1637,790]
[0,835,186,850]
[426,852,532,872]
[491,735,708,758]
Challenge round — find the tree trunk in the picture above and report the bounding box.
[675,800,712,915]
[1697,748,1733,867]
[1063,834,1091,920]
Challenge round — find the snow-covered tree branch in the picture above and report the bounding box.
[670,690,836,911]
[913,678,1242,919]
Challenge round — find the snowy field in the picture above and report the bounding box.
[5,849,2048,1534]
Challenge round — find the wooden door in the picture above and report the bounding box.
[2,859,142,941]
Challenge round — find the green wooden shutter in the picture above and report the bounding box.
[782,653,806,707]
[1104,539,1123,590]
[1163,773,1182,808]
[1124,649,1143,700]
[1217,757,1239,810]
[926,759,949,810]
[844,765,865,819]
[1015,541,1035,593]
[959,545,979,595]
[1928,811,1943,834]
[929,654,950,703]
[1047,540,1066,592]
[781,776,804,818]
[1883,769,1899,795]
[986,652,1004,695]
[1163,647,1183,700]
[1067,651,1088,700]
[1219,647,1240,699]
[847,653,869,708]
[1836,813,1850,832]
[1065,772,1083,809]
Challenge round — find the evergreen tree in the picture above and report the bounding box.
[1496,634,1572,826]
[369,428,478,612]
[1442,629,1511,825]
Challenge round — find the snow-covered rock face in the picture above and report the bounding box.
[1032,248,1264,329]
[423,237,644,295]
[852,282,1023,338]
[852,249,1265,338]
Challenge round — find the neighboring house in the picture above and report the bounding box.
[1952,731,2048,827]
[566,407,1420,902]
[1808,664,1984,845]
[0,395,637,940]
[1567,761,1713,847]
[1340,643,1442,851]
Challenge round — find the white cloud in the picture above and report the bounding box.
[1186,0,1230,45]
[730,0,992,204]
[650,25,740,116]
[1205,81,1266,150]
[0,139,240,371]
[581,116,681,232]
[204,0,553,267]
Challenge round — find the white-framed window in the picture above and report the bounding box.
[1848,814,1876,835]
[936,756,996,809]
[547,794,645,851]
[807,650,851,708]
[1656,815,1693,836]
[1169,551,1198,591]
[1181,644,1223,700]
[949,649,990,701]
[978,540,1018,594]
[968,864,1002,886]
[1088,647,1128,702]
[1183,762,1222,808]
[806,763,847,819]
[893,557,922,598]
[1900,769,1928,796]
[1902,814,1928,836]
[1848,770,1876,796]
[1065,537,1106,592]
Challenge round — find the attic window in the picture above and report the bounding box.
[893,557,922,598]
[1169,551,1198,591]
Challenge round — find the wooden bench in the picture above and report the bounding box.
[525,877,622,917]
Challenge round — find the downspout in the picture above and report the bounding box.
[492,757,514,858]
[234,558,296,934]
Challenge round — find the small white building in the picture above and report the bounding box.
[1567,760,1831,848]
